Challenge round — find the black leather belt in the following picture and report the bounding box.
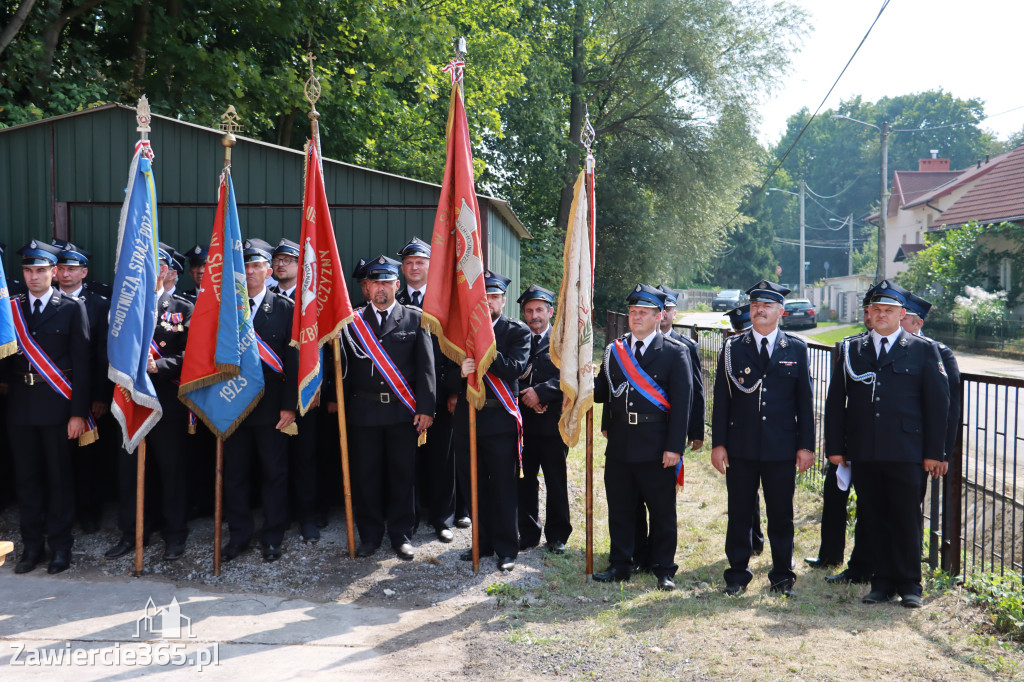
[609,409,666,425]
[353,391,395,404]
[481,399,501,409]
[17,370,72,386]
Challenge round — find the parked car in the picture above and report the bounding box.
[712,289,746,311]
[780,298,817,330]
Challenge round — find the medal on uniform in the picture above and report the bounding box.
[744,367,750,374]
[263,303,271,313]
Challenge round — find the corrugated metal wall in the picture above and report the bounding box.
[0,104,521,301]
[483,201,523,317]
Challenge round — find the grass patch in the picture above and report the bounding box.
[807,323,867,346]
[965,572,1024,642]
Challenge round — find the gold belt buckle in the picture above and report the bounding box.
[628,412,638,425]
[380,392,390,404]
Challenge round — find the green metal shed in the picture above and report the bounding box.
[0,103,530,303]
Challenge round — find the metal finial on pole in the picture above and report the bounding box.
[217,105,242,167]
[136,95,152,139]
[581,105,596,173]
[304,52,322,146]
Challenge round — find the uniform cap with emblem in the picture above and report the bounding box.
[18,240,61,265]
[397,236,431,260]
[904,292,933,319]
[657,284,681,308]
[187,243,209,265]
[746,279,790,304]
[156,245,173,266]
[862,283,878,308]
[365,254,401,281]
[352,258,370,281]
[626,283,667,310]
[725,304,752,332]
[484,270,511,295]
[55,241,91,266]
[869,279,909,307]
[273,238,300,259]
[242,238,274,263]
[170,250,186,274]
[517,283,555,306]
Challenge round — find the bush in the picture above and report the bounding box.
[966,572,1024,641]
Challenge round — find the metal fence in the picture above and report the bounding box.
[604,311,1024,578]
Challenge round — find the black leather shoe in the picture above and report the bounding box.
[454,516,472,529]
[222,543,247,562]
[261,544,282,562]
[104,537,134,560]
[48,550,71,574]
[497,556,515,572]
[825,569,870,585]
[14,549,43,574]
[900,593,923,608]
[723,582,746,596]
[770,582,796,598]
[546,540,566,554]
[593,567,631,583]
[657,576,675,591]
[300,522,320,543]
[436,527,454,543]
[460,549,494,561]
[396,543,415,561]
[163,542,186,561]
[356,542,380,558]
[861,589,896,604]
[805,557,842,568]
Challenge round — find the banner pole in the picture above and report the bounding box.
[214,437,223,576]
[333,338,357,558]
[134,438,146,577]
[470,404,480,573]
[585,408,594,577]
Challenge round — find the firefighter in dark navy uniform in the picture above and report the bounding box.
[343,254,435,560]
[711,280,814,598]
[594,284,692,591]
[222,238,299,563]
[180,243,208,304]
[825,279,949,608]
[105,246,195,561]
[448,271,530,572]
[516,284,571,554]
[4,240,92,575]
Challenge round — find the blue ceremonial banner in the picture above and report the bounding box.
[0,247,16,360]
[178,171,265,439]
[108,140,163,453]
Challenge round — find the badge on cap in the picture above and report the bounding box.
[29,240,37,249]
[635,284,642,293]
[378,255,386,264]
[193,246,201,255]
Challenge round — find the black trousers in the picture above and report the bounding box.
[223,424,290,547]
[289,408,318,525]
[517,432,571,547]
[10,424,76,553]
[455,425,520,559]
[724,458,796,587]
[605,458,677,579]
[350,422,418,547]
[116,411,190,545]
[852,461,924,596]
[417,408,455,530]
[815,462,871,576]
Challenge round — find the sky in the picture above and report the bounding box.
[756,0,1024,146]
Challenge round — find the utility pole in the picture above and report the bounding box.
[877,121,890,282]
[847,213,854,275]
[799,179,806,296]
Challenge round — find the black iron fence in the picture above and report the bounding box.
[604,311,1024,578]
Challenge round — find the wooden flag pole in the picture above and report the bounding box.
[134,438,146,577]
[213,437,224,576]
[470,404,480,573]
[585,408,594,577]
[333,337,357,558]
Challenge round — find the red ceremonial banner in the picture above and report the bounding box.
[421,84,495,408]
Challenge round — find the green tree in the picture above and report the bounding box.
[898,221,990,316]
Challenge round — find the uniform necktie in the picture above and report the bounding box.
[878,336,889,362]
[33,299,42,315]
[379,309,388,327]
[531,334,541,356]
[412,290,421,307]
[760,337,770,367]
[634,339,643,359]
[249,298,255,313]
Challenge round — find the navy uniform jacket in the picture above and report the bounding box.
[5,291,91,425]
[711,329,814,462]
[344,303,436,426]
[247,290,299,426]
[668,330,705,442]
[520,331,562,437]
[596,332,692,464]
[449,315,530,435]
[921,334,961,459]
[396,286,453,399]
[152,292,193,419]
[180,288,198,304]
[825,330,949,463]
[71,284,111,403]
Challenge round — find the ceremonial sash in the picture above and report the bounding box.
[9,299,98,444]
[253,332,284,376]
[483,372,523,466]
[150,340,198,432]
[610,339,671,412]
[348,310,417,415]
